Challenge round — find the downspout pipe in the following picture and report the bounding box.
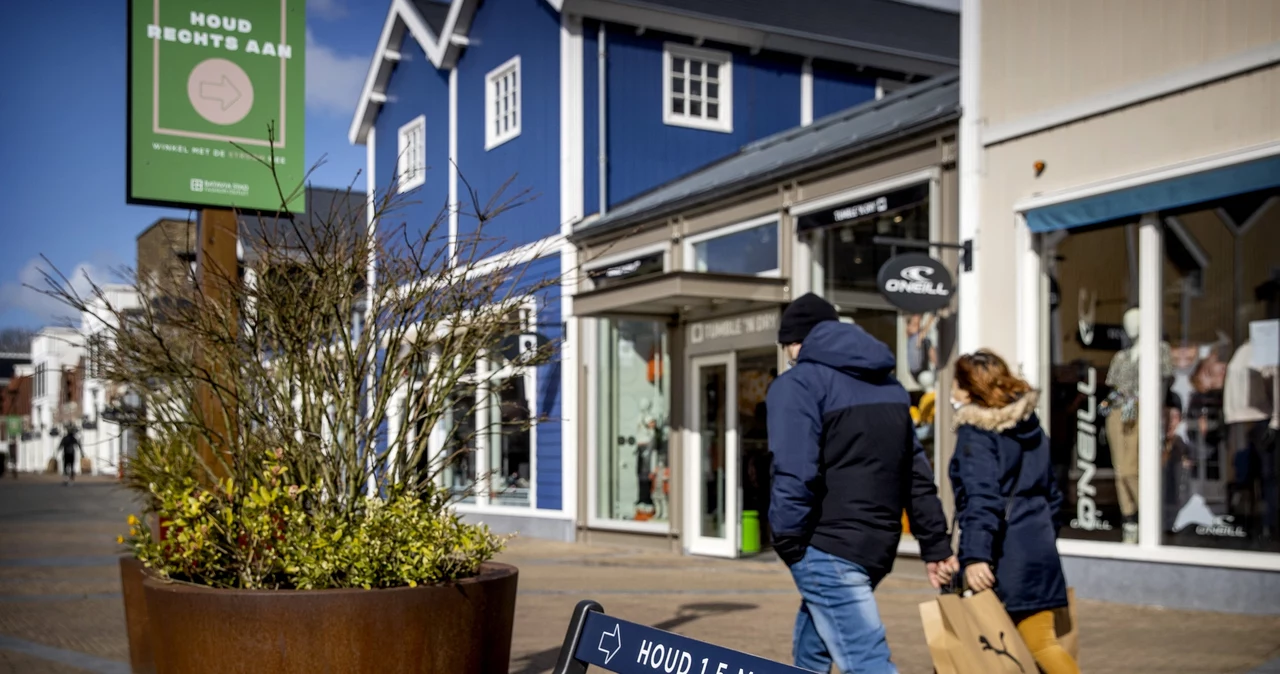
[598,23,608,215]
[957,0,981,354]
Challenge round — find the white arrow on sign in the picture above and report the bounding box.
[200,75,242,111]
[598,623,622,665]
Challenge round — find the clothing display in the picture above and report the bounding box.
[1224,342,1275,425]
[1105,342,1174,422]
[1107,409,1141,519]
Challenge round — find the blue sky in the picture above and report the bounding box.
[0,0,386,329]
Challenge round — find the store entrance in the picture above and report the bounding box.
[685,347,777,558]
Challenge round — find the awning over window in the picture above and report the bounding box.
[571,271,789,320]
[1025,153,1280,233]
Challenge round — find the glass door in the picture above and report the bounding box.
[685,353,739,557]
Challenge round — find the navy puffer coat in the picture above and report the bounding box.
[949,391,1069,615]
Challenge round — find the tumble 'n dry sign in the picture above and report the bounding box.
[686,311,779,356]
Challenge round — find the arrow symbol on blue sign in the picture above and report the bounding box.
[598,624,622,665]
[199,76,242,111]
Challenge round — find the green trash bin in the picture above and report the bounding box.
[741,510,761,555]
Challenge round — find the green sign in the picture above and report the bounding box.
[128,0,306,212]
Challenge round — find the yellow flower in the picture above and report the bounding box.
[127,514,140,527]
[117,535,125,544]
[129,528,138,537]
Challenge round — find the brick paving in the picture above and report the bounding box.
[2,474,1279,673]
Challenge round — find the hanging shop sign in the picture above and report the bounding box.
[127,0,307,212]
[875,253,954,313]
[795,182,929,232]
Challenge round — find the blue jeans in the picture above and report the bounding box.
[789,546,897,674]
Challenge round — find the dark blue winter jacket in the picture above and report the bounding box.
[766,321,952,582]
[950,392,1069,615]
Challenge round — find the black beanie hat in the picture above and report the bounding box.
[778,292,839,344]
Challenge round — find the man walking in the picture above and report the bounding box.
[767,293,958,674]
[59,427,81,486]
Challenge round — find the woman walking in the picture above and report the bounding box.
[942,349,1079,674]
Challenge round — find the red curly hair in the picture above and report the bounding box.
[954,349,1032,408]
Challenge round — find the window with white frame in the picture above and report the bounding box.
[663,43,732,133]
[397,115,426,193]
[395,303,538,508]
[485,56,522,150]
[687,217,780,277]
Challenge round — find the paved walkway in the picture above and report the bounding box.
[2,474,1279,673]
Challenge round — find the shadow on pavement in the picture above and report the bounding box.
[509,601,758,674]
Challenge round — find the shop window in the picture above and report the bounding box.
[803,182,940,467]
[1157,193,1280,554]
[1044,221,1151,545]
[688,219,779,276]
[403,306,537,508]
[595,319,671,524]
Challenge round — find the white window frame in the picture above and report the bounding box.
[683,215,781,278]
[387,299,540,510]
[583,245,674,534]
[662,42,733,134]
[397,115,426,193]
[485,55,522,150]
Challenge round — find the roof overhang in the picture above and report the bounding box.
[563,0,958,77]
[572,271,789,320]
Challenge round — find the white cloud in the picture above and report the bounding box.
[0,258,111,326]
[306,28,369,117]
[308,0,349,21]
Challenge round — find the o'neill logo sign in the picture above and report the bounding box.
[875,253,954,313]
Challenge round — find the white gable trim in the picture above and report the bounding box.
[350,0,481,146]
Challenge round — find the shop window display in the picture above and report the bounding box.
[1158,193,1279,553]
[596,318,671,523]
[1045,222,1147,544]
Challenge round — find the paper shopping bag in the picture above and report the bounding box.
[80,457,93,474]
[936,591,1037,674]
[1053,587,1079,661]
[918,598,962,674]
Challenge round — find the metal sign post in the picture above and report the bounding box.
[553,600,815,674]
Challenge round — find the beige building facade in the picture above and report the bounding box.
[961,0,1280,613]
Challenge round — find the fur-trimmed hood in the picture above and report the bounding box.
[953,390,1040,433]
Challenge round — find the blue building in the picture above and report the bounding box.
[350,0,959,544]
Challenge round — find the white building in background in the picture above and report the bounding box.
[25,327,83,473]
[80,284,141,476]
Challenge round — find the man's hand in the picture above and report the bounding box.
[926,556,960,589]
[964,561,996,592]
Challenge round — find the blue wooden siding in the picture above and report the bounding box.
[811,60,877,120]
[527,254,563,511]
[374,34,451,260]
[582,21,600,217]
[455,0,561,255]
[603,27,803,208]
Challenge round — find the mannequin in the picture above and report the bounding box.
[1105,307,1174,543]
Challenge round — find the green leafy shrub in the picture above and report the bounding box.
[122,446,507,590]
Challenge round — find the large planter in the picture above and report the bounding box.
[119,556,156,674]
[140,562,518,674]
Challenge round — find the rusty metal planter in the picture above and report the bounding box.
[140,562,518,674]
[119,556,156,674]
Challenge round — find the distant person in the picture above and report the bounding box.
[939,350,1078,674]
[6,437,15,478]
[767,293,956,674]
[59,427,82,486]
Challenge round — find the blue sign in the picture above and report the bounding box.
[574,611,813,674]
